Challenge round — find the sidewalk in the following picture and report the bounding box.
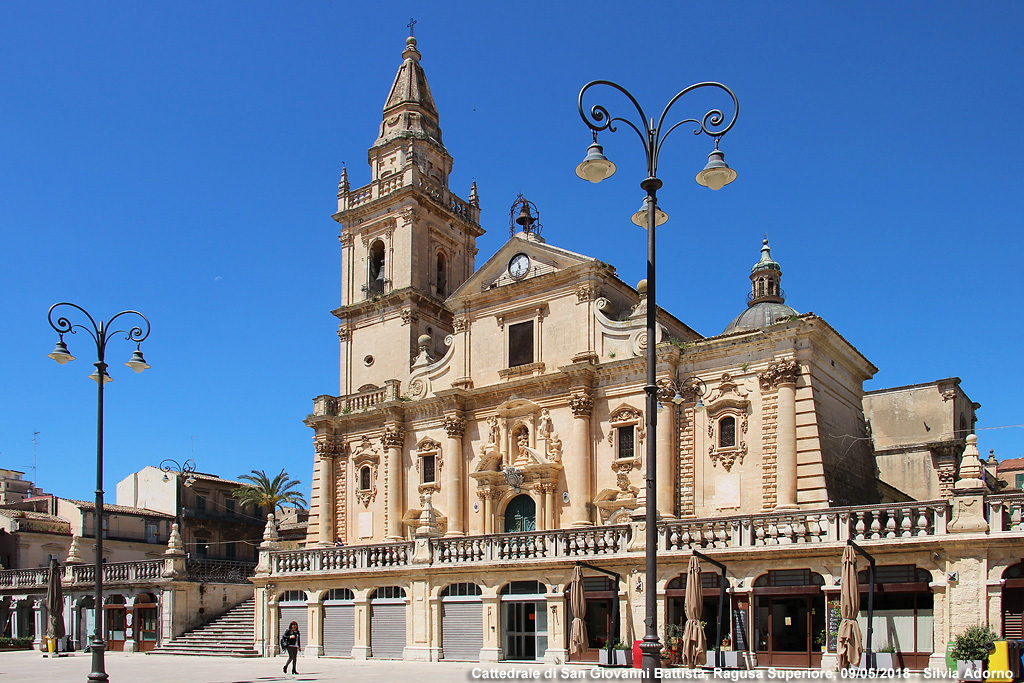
[0,651,945,683]
[0,651,540,683]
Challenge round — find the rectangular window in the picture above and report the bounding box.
[195,495,207,512]
[145,522,159,543]
[422,455,436,484]
[508,321,534,367]
[618,425,635,460]
[1016,473,1024,489]
[226,499,235,517]
[225,542,236,559]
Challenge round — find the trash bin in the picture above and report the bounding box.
[987,641,1011,683]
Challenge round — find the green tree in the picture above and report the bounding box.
[232,468,307,513]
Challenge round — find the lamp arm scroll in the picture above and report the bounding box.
[578,80,654,162]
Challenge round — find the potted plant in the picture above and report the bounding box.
[874,642,897,670]
[598,641,632,667]
[951,624,998,682]
[815,630,827,653]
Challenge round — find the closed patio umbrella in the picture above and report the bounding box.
[45,557,65,648]
[837,545,863,670]
[682,555,707,668]
[569,565,588,656]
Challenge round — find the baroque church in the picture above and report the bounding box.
[249,34,1024,669]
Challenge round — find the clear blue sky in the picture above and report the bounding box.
[3,2,1022,503]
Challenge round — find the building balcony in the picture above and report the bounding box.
[260,494,1024,578]
[311,379,402,417]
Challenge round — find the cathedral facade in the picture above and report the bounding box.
[249,34,1024,669]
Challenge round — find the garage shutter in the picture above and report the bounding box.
[278,605,307,651]
[323,604,355,657]
[370,603,406,659]
[442,601,483,661]
[1004,589,1024,639]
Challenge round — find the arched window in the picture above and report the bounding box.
[367,240,386,297]
[441,583,482,597]
[370,586,406,600]
[325,588,354,602]
[360,466,371,491]
[719,416,736,448]
[436,252,447,297]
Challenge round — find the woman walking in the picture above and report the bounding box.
[281,620,301,674]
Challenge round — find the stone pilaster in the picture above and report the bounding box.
[443,415,466,536]
[383,424,405,540]
[656,383,677,518]
[567,391,594,526]
[759,360,799,510]
[313,438,341,546]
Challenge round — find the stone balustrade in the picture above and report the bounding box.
[271,542,412,574]
[0,559,166,590]
[339,175,479,225]
[312,380,402,417]
[988,493,1024,532]
[263,500,961,576]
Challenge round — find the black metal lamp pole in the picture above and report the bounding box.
[576,81,738,680]
[47,303,151,683]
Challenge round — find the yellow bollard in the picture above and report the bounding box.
[987,641,1011,683]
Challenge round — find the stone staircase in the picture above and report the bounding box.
[149,597,258,657]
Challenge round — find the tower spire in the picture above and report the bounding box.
[373,31,442,150]
[748,238,785,306]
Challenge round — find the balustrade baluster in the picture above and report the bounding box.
[884,511,897,538]
[869,512,882,539]
[854,512,866,540]
[901,508,913,537]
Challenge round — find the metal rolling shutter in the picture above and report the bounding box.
[279,605,307,651]
[1004,590,1024,639]
[442,601,483,661]
[323,604,355,657]
[370,603,406,659]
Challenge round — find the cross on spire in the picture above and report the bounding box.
[408,17,417,36]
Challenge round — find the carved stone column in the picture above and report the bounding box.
[443,415,466,536]
[313,438,339,546]
[568,391,594,526]
[760,361,799,510]
[656,381,677,518]
[383,425,405,540]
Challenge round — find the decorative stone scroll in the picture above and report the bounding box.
[314,438,344,460]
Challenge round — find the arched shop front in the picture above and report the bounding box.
[753,569,825,669]
[856,564,934,670]
[501,581,548,661]
[666,571,731,659]
[565,576,616,663]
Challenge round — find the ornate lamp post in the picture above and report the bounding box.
[576,80,738,679]
[47,303,151,683]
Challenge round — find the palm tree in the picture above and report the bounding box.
[232,468,307,514]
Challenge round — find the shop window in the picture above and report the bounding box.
[441,583,482,597]
[370,586,406,600]
[325,588,354,601]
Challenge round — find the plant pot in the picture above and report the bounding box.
[598,649,631,667]
[859,652,897,670]
[957,660,984,682]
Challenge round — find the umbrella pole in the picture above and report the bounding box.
[849,540,877,670]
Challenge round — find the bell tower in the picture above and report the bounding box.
[332,33,484,397]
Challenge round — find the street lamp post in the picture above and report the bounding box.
[576,80,738,680]
[47,303,151,683]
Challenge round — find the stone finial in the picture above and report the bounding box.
[260,512,281,549]
[164,523,185,557]
[415,492,440,537]
[469,181,479,207]
[338,167,349,197]
[412,333,435,368]
[66,535,85,565]
[955,434,985,490]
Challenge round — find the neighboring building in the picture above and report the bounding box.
[996,457,1024,492]
[117,466,266,562]
[244,33,1024,670]
[864,379,981,501]
[0,469,44,505]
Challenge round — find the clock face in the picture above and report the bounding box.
[508,253,530,280]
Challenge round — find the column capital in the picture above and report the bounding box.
[314,437,344,460]
[382,425,405,449]
[443,415,466,438]
[569,391,594,417]
[758,359,800,390]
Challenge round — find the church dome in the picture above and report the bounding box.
[723,239,798,334]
